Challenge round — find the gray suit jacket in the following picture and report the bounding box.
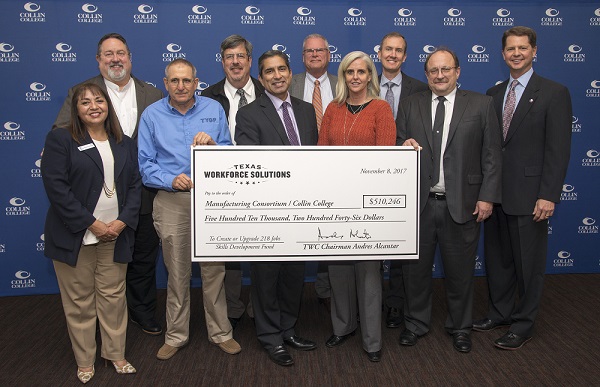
[289,72,338,101]
[396,88,502,224]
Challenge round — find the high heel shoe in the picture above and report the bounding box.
[77,365,95,384]
[104,358,136,374]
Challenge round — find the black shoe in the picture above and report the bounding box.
[399,329,418,346]
[472,318,510,332]
[130,317,162,336]
[228,317,241,330]
[494,332,531,350]
[386,307,402,328]
[366,350,381,362]
[284,335,317,351]
[452,332,472,353]
[267,345,294,366]
[325,331,355,348]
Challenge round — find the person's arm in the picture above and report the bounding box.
[137,111,177,191]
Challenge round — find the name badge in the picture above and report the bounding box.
[77,143,95,151]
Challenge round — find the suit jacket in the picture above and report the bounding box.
[289,72,338,101]
[52,74,163,214]
[487,72,572,215]
[41,128,141,266]
[235,93,318,146]
[379,72,428,124]
[201,77,264,120]
[396,89,502,224]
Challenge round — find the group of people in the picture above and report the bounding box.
[40,26,571,383]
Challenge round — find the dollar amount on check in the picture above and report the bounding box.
[191,146,420,262]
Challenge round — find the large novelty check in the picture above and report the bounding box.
[191,146,419,262]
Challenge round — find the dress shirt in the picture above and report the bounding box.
[303,73,334,113]
[379,73,403,119]
[104,77,137,137]
[503,67,533,111]
[264,91,302,145]
[430,88,457,193]
[224,78,257,142]
[138,95,232,190]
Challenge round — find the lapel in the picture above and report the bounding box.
[260,94,291,145]
[399,72,411,100]
[492,81,507,124]
[446,89,469,148]
[80,132,104,175]
[327,73,338,97]
[418,91,434,151]
[291,97,310,145]
[292,73,306,97]
[109,136,126,181]
[505,73,541,143]
[132,75,147,139]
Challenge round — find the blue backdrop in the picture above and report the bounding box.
[1,0,598,296]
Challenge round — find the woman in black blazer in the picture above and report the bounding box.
[41,83,141,383]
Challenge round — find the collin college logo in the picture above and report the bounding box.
[394,8,416,26]
[564,44,585,63]
[19,2,46,22]
[293,6,315,25]
[586,80,600,98]
[344,8,366,26]
[591,8,600,26]
[560,184,578,201]
[188,5,211,24]
[541,8,562,26]
[554,251,574,268]
[271,44,290,59]
[12,270,36,289]
[51,42,77,62]
[329,44,342,63]
[419,45,436,62]
[6,197,30,216]
[78,3,103,23]
[572,115,582,133]
[0,121,25,141]
[444,8,465,26]
[134,4,158,23]
[578,217,598,234]
[468,45,489,63]
[0,42,20,62]
[474,255,482,270]
[581,149,600,167]
[492,8,514,26]
[369,45,380,63]
[241,5,264,24]
[195,81,210,95]
[25,82,51,102]
[162,43,186,62]
[37,234,45,252]
[31,158,41,178]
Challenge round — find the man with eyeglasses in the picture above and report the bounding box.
[202,35,264,329]
[376,32,428,330]
[138,58,241,360]
[396,47,502,353]
[53,32,164,337]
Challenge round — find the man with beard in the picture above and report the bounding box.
[53,33,164,336]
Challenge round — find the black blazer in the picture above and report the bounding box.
[41,128,141,266]
[396,89,502,224]
[487,72,572,215]
[201,77,264,121]
[234,93,318,146]
[379,72,428,123]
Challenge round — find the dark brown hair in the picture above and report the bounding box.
[69,83,122,144]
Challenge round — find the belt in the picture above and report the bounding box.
[429,192,446,200]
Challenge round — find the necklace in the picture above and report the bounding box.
[103,181,116,198]
[343,102,366,145]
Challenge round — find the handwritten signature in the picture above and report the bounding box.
[317,227,372,240]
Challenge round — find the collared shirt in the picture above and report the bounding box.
[224,78,257,143]
[430,87,457,193]
[379,72,403,119]
[264,90,302,145]
[104,77,137,137]
[503,67,534,111]
[302,73,334,113]
[138,95,232,190]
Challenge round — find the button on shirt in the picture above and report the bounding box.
[379,73,403,119]
[224,78,256,143]
[104,77,137,137]
[430,88,457,193]
[138,95,232,190]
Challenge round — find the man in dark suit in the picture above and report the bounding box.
[397,47,502,353]
[235,50,318,366]
[53,33,164,336]
[201,34,264,328]
[377,31,429,329]
[473,26,572,350]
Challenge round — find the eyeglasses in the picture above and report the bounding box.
[303,48,328,55]
[223,53,248,61]
[426,67,456,76]
[101,51,129,60]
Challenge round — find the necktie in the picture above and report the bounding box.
[237,88,248,109]
[432,96,446,186]
[312,79,323,131]
[281,102,300,145]
[502,80,519,140]
[385,82,395,111]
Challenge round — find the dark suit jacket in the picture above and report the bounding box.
[289,72,338,101]
[52,74,163,214]
[379,72,429,124]
[396,89,502,224]
[201,77,264,120]
[41,128,141,266]
[487,72,572,215]
[235,93,318,146]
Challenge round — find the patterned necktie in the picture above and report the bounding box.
[502,80,519,140]
[432,96,446,186]
[385,82,395,111]
[312,79,323,132]
[237,88,248,109]
[281,101,300,145]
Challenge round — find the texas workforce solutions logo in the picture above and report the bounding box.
[187,5,211,24]
[25,82,51,102]
[134,4,157,23]
[0,121,25,141]
[561,184,578,201]
[591,8,600,26]
[293,6,315,25]
[344,8,366,26]
[444,8,465,26]
[19,2,45,22]
[564,44,585,63]
[578,217,598,234]
[78,3,103,23]
[468,45,489,63]
[0,42,20,63]
[162,43,186,62]
[541,8,562,26]
[586,80,600,98]
[51,42,77,62]
[6,197,30,216]
[581,149,600,167]
[394,8,416,26]
[492,8,514,26]
[241,5,264,25]
[12,270,36,289]
[419,45,436,63]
